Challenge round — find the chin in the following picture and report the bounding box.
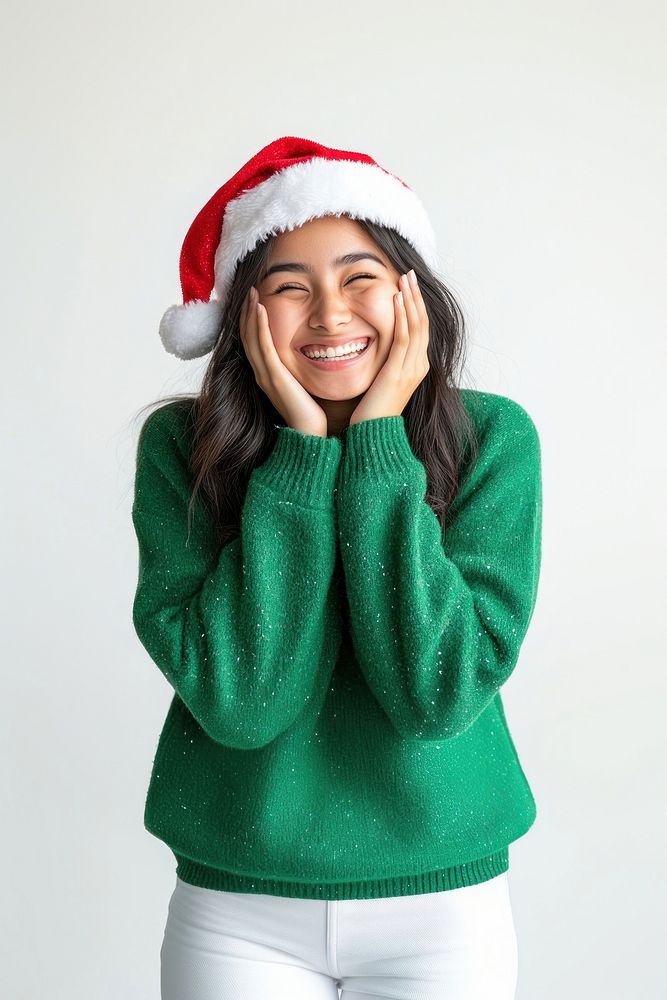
[309,384,373,403]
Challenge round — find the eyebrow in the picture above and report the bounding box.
[260,251,388,282]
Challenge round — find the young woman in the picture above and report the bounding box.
[131,136,543,1000]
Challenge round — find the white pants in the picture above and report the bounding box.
[160,871,519,999]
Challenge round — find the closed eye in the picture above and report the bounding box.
[273,274,377,294]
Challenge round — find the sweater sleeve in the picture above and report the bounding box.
[335,400,542,742]
[131,404,343,750]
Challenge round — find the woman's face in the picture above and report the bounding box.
[255,216,403,424]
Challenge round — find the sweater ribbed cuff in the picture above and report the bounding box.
[251,426,343,507]
[339,416,424,484]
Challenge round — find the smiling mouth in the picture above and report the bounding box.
[300,337,372,361]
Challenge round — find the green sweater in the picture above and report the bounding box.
[131,389,542,900]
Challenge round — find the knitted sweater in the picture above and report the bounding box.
[131,389,542,900]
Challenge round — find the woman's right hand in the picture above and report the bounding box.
[240,286,330,438]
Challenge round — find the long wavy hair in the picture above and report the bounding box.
[134,218,480,548]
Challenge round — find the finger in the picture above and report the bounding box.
[241,290,268,384]
[398,282,426,373]
[254,301,277,381]
[407,270,428,326]
[400,273,419,327]
[392,290,410,358]
[403,273,429,371]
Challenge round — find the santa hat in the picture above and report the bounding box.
[159,135,441,360]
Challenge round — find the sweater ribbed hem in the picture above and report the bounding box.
[251,426,343,507]
[172,847,509,900]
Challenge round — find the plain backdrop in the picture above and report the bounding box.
[2,1,665,997]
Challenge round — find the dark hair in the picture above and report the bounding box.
[134,218,480,547]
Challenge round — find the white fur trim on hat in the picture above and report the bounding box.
[213,158,441,309]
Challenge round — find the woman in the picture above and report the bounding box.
[131,135,542,999]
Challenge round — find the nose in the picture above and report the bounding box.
[307,287,353,332]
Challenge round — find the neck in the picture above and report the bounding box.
[312,395,363,439]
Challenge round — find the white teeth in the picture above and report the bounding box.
[302,339,369,359]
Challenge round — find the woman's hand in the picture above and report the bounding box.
[348,269,430,426]
[240,287,329,438]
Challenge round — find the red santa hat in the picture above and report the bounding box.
[159,135,441,360]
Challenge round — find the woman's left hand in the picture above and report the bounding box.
[348,269,430,426]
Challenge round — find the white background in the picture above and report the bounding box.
[2,1,665,997]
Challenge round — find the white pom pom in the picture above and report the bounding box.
[158,299,225,360]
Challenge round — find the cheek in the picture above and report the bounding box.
[261,313,305,373]
[363,288,398,332]
[260,306,292,349]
